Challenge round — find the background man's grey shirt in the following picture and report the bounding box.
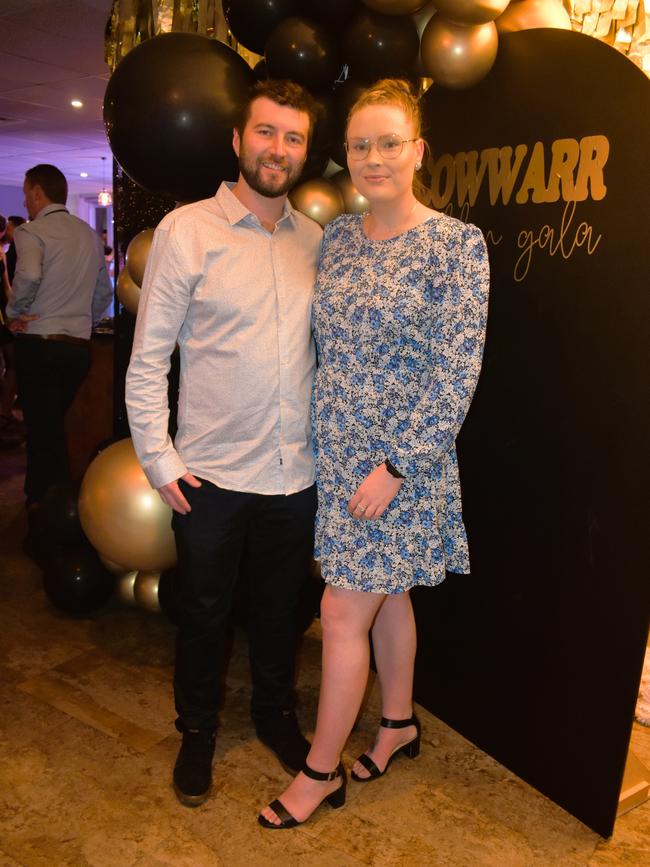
[125,182,323,496]
[6,204,113,337]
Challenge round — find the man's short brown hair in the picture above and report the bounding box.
[24,164,68,205]
[235,80,319,143]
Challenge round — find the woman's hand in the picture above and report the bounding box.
[348,463,403,520]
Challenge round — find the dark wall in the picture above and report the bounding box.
[412,29,650,838]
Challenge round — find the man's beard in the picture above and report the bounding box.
[238,146,304,198]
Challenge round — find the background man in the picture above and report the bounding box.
[6,164,112,507]
[126,81,322,807]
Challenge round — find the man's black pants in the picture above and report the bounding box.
[14,337,90,504]
[171,477,317,733]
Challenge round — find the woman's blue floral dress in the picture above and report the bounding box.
[312,213,489,594]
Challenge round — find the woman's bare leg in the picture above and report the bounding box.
[260,585,385,824]
[352,591,418,778]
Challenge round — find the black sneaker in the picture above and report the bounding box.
[255,710,311,775]
[172,729,216,807]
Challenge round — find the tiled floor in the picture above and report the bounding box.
[1,444,648,866]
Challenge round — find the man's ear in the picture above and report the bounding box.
[232,127,241,158]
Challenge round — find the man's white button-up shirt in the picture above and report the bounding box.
[126,182,322,495]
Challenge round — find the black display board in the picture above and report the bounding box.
[412,29,650,838]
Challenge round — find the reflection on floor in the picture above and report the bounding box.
[1,444,648,867]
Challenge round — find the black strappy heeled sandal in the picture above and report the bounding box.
[351,714,421,783]
[258,761,347,829]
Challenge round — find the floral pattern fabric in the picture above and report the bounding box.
[312,213,489,594]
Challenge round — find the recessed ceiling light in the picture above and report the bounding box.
[80,172,89,178]
[71,99,83,108]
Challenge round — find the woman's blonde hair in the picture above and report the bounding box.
[346,78,422,139]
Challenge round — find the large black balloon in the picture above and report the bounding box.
[344,10,420,82]
[104,33,255,202]
[43,545,114,616]
[295,0,361,26]
[32,482,85,547]
[266,17,341,92]
[223,0,294,55]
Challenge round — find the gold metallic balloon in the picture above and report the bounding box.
[100,554,129,573]
[434,0,510,25]
[496,0,571,33]
[290,178,344,227]
[125,228,155,287]
[116,267,141,315]
[78,438,177,572]
[115,570,139,606]
[133,571,162,612]
[421,17,499,89]
[330,170,370,215]
[362,0,429,14]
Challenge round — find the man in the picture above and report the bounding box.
[125,80,322,807]
[6,165,113,505]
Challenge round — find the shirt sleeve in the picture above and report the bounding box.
[125,222,193,489]
[388,222,490,477]
[5,227,43,317]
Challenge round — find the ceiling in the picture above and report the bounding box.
[0,0,113,196]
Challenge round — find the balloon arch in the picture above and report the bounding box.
[103,1,573,217]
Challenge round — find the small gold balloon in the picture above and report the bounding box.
[115,571,139,606]
[434,0,510,25]
[330,170,370,215]
[125,228,155,287]
[116,267,141,315]
[78,438,177,572]
[496,0,571,33]
[290,178,344,227]
[421,17,499,89]
[362,0,428,14]
[133,571,162,612]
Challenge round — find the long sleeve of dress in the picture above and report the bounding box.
[389,222,489,478]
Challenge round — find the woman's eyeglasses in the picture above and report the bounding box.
[344,134,419,160]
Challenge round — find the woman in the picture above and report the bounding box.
[259,79,489,829]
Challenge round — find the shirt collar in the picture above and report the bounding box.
[33,203,69,220]
[216,181,295,228]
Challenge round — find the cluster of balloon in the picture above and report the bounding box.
[115,228,155,315]
[28,482,114,616]
[103,1,570,218]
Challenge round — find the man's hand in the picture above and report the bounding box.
[7,313,39,333]
[347,463,403,521]
[157,472,202,514]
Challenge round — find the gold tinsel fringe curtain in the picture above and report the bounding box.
[566,0,650,71]
[105,0,235,69]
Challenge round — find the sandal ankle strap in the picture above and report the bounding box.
[302,761,340,782]
[380,715,415,729]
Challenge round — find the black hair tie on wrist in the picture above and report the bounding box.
[384,458,405,479]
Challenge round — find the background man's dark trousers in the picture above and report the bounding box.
[14,335,90,504]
